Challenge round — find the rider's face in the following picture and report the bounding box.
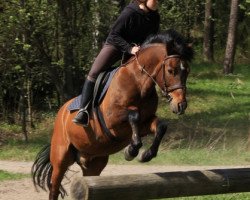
[146,0,158,10]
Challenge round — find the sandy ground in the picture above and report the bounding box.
[0,160,249,200]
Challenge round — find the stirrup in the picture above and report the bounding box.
[72,109,90,127]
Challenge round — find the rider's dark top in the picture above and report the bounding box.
[106,2,160,54]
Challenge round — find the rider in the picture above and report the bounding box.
[73,0,160,126]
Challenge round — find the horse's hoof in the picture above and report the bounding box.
[138,149,154,163]
[124,146,135,161]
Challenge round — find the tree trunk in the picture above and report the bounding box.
[57,0,76,101]
[19,0,28,142]
[27,78,34,128]
[223,0,239,74]
[203,0,214,62]
[20,91,28,142]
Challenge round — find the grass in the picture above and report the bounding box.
[157,63,249,153]
[0,142,46,161]
[0,63,249,199]
[164,193,250,200]
[108,147,250,166]
[124,62,249,166]
[0,115,53,161]
[0,170,29,181]
[0,63,249,166]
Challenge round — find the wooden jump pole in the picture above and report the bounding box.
[70,168,250,200]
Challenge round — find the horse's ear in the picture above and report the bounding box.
[185,43,194,61]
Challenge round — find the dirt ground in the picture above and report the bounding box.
[0,160,249,200]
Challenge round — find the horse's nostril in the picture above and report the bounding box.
[178,103,183,112]
[178,102,187,114]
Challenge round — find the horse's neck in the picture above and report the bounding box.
[126,44,166,97]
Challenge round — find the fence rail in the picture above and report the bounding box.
[70,168,250,200]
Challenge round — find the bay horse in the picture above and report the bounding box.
[32,30,193,200]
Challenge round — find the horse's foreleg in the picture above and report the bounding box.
[124,110,142,161]
[138,118,168,162]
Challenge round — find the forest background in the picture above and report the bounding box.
[0,0,249,158]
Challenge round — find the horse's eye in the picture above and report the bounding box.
[168,69,173,74]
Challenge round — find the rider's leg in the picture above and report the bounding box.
[73,44,122,127]
[72,78,95,126]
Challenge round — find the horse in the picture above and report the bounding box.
[32,29,193,200]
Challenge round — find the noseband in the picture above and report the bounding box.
[135,54,186,102]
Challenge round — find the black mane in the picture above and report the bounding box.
[142,29,194,62]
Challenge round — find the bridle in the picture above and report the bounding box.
[135,53,186,102]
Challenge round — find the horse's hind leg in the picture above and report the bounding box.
[49,142,75,200]
[124,110,142,161]
[77,155,109,176]
[138,118,168,162]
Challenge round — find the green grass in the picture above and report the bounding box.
[157,63,249,149]
[109,147,250,166]
[0,170,29,181]
[0,142,46,161]
[164,193,250,200]
[0,114,52,161]
[0,63,249,166]
[0,63,249,200]
[109,63,250,166]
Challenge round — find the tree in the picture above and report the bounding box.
[159,0,204,38]
[223,0,240,74]
[0,0,249,131]
[56,0,79,101]
[203,0,214,62]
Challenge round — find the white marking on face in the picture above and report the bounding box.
[180,62,185,70]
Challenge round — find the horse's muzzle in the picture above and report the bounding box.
[171,101,187,115]
[177,101,187,115]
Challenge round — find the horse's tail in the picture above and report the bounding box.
[31,144,66,197]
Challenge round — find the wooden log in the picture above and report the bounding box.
[70,168,250,200]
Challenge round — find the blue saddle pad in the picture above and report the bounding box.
[68,67,119,111]
[68,95,82,111]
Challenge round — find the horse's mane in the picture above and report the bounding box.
[141,29,194,62]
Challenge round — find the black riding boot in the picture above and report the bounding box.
[73,79,95,127]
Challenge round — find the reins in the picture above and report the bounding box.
[135,53,186,102]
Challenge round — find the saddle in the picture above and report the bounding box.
[68,67,120,141]
[68,67,119,112]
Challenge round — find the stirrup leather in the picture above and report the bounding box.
[73,108,90,127]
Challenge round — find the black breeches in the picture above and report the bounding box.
[88,44,123,80]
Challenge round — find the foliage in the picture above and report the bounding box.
[159,0,204,38]
[0,1,249,140]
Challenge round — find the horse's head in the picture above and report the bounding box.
[157,55,190,115]
[140,29,194,115]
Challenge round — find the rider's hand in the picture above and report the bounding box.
[130,46,140,55]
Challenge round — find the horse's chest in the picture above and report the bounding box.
[139,94,158,115]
